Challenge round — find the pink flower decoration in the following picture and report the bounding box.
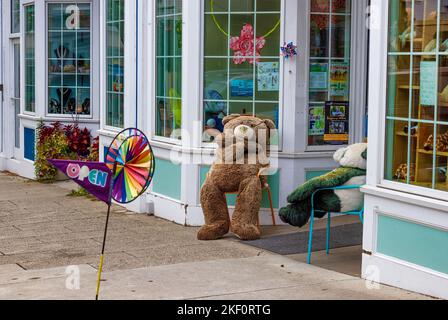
[229,24,266,65]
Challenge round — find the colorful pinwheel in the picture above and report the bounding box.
[106,128,155,204]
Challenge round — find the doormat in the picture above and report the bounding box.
[246,223,363,255]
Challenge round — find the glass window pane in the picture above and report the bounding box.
[25,5,35,113]
[203,0,281,142]
[106,0,124,128]
[11,0,20,33]
[156,0,182,139]
[308,3,351,146]
[47,3,91,116]
[385,0,448,194]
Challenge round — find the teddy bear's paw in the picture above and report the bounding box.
[231,224,261,241]
[197,223,229,241]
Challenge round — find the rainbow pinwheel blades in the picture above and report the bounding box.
[106,128,155,204]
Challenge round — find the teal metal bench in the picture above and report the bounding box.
[307,185,364,264]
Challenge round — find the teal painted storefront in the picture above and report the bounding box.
[200,166,280,209]
[377,215,448,275]
[152,158,182,200]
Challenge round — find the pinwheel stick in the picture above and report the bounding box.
[95,161,118,301]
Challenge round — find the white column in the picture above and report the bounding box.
[181,0,202,206]
[282,0,307,153]
[125,0,137,129]
[365,0,388,187]
[34,1,45,118]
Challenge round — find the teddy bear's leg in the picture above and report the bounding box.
[198,182,230,241]
[231,176,262,241]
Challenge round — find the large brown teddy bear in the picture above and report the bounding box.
[198,114,276,241]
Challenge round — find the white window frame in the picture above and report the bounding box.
[368,0,448,202]
[45,0,95,119]
[22,1,36,116]
[100,0,134,132]
[200,0,285,149]
[305,0,369,152]
[10,0,21,36]
[150,0,183,146]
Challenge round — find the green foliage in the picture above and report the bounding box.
[34,121,98,183]
[68,187,90,197]
[34,121,72,182]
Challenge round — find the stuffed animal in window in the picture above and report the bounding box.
[279,143,367,228]
[424,132,448,153]
[393,163,416,181]
[198,114,276,241]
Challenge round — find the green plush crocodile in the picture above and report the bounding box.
[279,143,367,228]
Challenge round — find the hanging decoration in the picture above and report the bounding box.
[311,0,347,13]
[311,0,348,30]
[230,24,266,65]
[210,0,280,65]
[281,42,298,59]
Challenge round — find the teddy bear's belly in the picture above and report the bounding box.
[208,164,264,192]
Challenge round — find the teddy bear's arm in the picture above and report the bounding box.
[287,167,366,204]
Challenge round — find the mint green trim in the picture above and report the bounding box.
[377,215,448,275]
[305,170,332,181]
[153,158,182,200]
[200,166,280,209]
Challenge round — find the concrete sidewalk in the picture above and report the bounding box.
[0,172,433,300]
[0,255,430,300]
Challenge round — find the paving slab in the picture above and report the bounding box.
[0,255,432,300]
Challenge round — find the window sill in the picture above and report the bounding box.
[147,140,336,159]
[362,185,448,213]
[18,114,100,124]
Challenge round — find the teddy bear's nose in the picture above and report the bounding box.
[234,125,255,140]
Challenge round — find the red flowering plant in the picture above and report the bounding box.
[64,125,91,158]
[35,121,98,182]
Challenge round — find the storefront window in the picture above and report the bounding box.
[308,0,351,146]
[13,43,20,148]
[47,3,91,116]
[25,5,35,113]
[106,0,124,128]
[386,0,448,193]
[156,0,182,139]
[11,0,20,33]
[203,0,281,142]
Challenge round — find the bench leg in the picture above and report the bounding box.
[326,212,331,255]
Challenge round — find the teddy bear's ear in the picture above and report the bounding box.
[333,147,348,163]
[263,119,276,130]
[222,114,241,125]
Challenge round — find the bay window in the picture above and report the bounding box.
[308,0,352,147]
[203,0,281,142]
[385,0,448,193]
[155,0,183,139]
[106,0,124,128]
[47,2,92,116]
